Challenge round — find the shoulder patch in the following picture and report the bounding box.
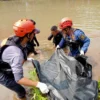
[80,34,86,40]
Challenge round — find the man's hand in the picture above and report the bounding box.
[17,78,49,94]
[36,82,49,94]
[27,57,34,61]
[56,45,60,49]
[80,50,84,55]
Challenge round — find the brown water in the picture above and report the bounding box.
[0,0,100,100]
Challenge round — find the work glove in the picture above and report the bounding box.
[80,50,84,55]
[36,82,49,94]
[56,45,60,49]
[27,57,34,61]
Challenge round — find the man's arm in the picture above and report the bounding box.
[58,37,66,48]
[11,56,49,94]
[2,46,49,94]
[80,37,90,53]
[77,30,90,54]
[17,77,38,87]
[48,34,53,40]
[33,36,39,46]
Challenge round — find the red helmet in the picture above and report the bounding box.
[13,19,35,37]
[59,17,72,30]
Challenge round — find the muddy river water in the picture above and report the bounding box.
[0,0,100,100]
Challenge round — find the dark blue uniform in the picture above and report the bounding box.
[59,29,90,56]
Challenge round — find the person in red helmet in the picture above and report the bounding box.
[59,17,72,30]
[57,17,90,56]
[0,19,49,100]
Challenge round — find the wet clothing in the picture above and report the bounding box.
[59,29,90,56]
[48,32,63,47]
[0,36,27,98]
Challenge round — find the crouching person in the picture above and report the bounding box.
[0,19,49,100]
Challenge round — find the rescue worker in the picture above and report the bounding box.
[26,19,40,55]
[29,19,40,47]
[48,25,63,47]
[0,19,49,100]
[57,17,90,56]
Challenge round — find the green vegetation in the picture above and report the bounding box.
[29,69,48,100]
[29,69,100,100]
[98,81,100,100]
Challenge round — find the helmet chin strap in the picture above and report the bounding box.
[64,27,72,36]
[25,33,32,42]
[26,30,35,42]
